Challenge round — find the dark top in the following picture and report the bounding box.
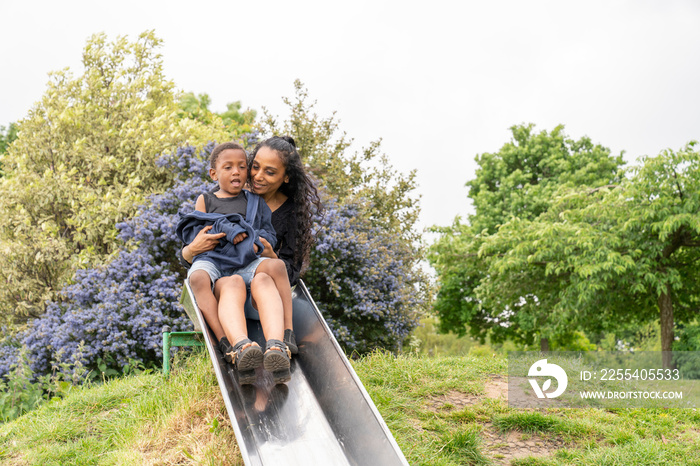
[272,197,300,286]
[203,191,247,215]
[179,193,302,286]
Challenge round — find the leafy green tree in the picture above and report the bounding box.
[0,122,18,155]
[429,125,625,348]
[178,92,213,121]
[477,142,700,367]
[219,100,256,127]
[0,122,18,176]
[178,92,256,138]
[468,124,623,235]
[0,31,229,324]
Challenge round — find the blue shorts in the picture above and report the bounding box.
[187,257,268,320]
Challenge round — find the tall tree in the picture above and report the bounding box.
[429,124,624,348]
[477,142,700,367]
[178,92,256,137]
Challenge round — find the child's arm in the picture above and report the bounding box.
[194,194,206,213]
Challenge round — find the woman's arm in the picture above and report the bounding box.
[259,237,278,259]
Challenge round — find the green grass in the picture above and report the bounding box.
[3,351,700,465]
[0,350,241,465]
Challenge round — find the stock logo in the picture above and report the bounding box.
[528,359,568,399]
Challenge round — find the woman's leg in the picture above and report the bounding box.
[250,272,285,341]
[214,275,249,345]
[255,259,293,331]
[189,270,225,341]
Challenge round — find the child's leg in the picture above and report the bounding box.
[251,272,290,384]
[249,272,285,341]
[189,270,226,341]
[214,275,248,345]
[255,259,293,331]
[216,275,262,384]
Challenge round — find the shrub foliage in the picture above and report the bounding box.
[306,197,422,353]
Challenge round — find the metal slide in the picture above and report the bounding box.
[180,280,409,466]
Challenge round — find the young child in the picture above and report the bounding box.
[176,142,290,384]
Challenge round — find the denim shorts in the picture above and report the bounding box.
[187,259,223,290]
[232,257,269,287]
[187,257,268,286]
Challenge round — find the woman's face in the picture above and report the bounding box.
[250,146,288,197]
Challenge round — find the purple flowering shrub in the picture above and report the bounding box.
[0,330,21,380]
[304,198,422,354]
[0,144,217,380]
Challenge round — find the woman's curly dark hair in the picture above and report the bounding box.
[249,136,323,271]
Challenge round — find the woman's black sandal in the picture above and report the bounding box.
[218,336,234,363]
[230,338,263,385]
[264,339,291,384]
[284,329,298,355]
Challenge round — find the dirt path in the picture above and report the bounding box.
[426,376,567,465]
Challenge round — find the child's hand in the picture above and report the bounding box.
[233,232,248,244]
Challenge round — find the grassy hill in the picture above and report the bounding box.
[2,351,700,465]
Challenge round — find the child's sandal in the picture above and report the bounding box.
[230,338,263,385]
[264,339,291,384]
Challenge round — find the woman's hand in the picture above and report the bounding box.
[183,225,226,263]
[259,237,278,259]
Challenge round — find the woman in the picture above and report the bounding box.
[181,136,322,383]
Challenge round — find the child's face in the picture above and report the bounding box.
[250,146,288,197]
[210,149,248,197]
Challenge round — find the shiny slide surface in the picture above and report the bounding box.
[180,280,409,466]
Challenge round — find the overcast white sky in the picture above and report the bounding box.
[1,1,699,236]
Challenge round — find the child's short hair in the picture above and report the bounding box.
[210,142,246,169]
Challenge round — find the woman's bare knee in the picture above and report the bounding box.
[259,259,288,283]
[261,259,285,274]
[251,272,273,291]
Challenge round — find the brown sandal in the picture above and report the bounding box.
[263,339,291,384]
[230,338,263,385]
